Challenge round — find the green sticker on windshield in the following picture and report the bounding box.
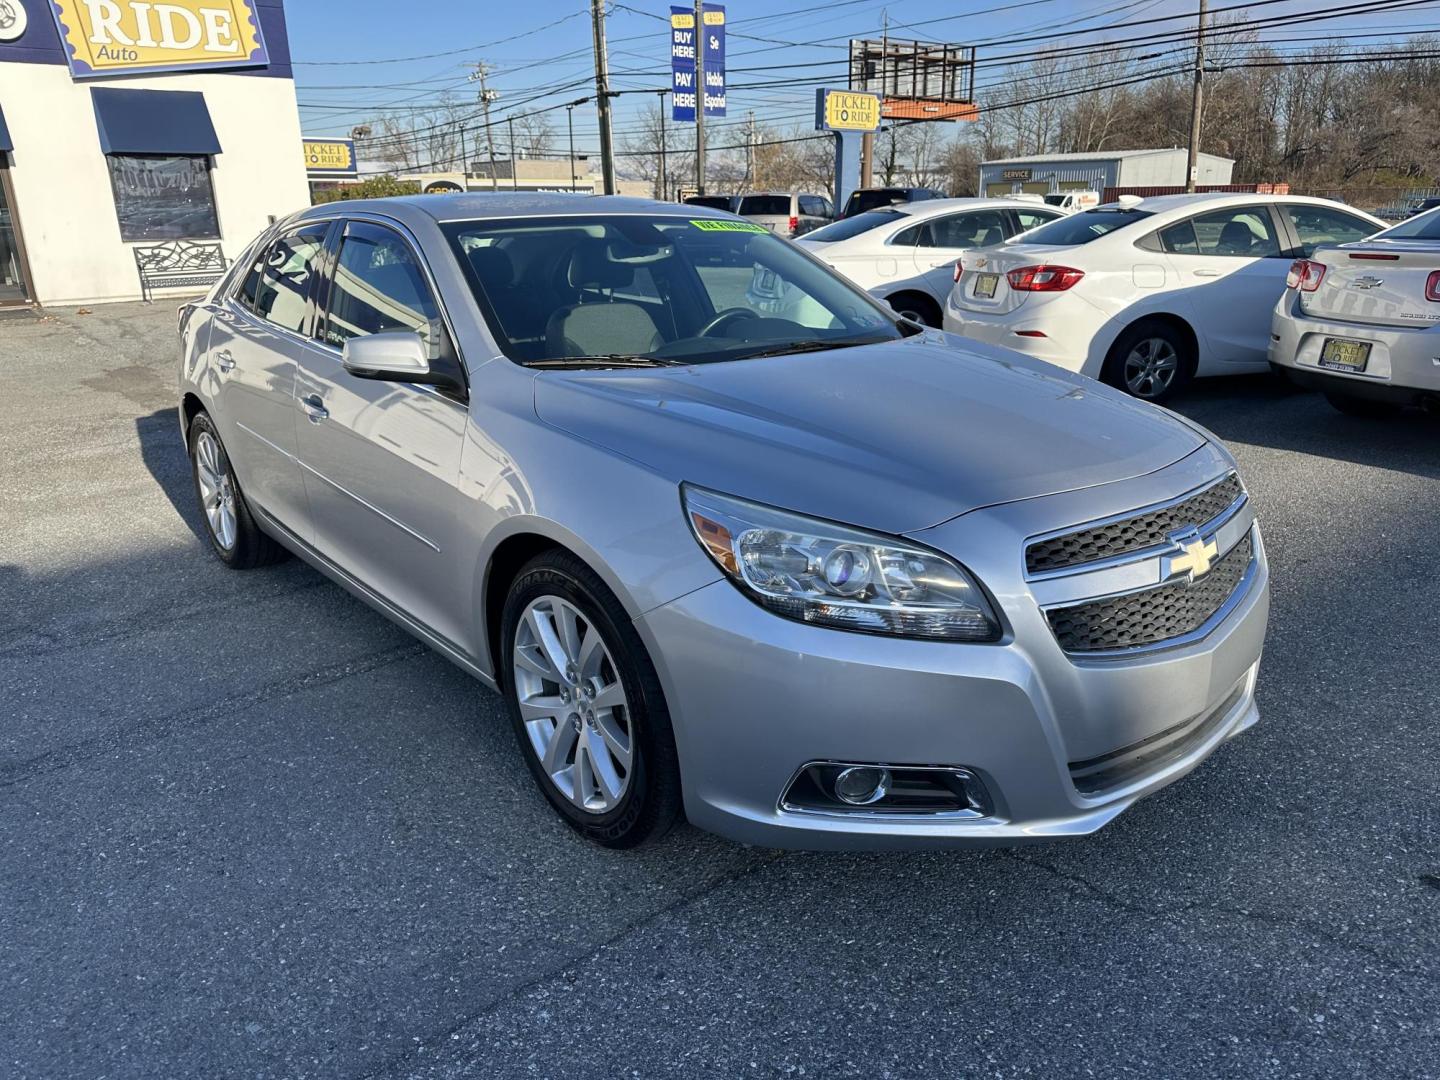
[690,219,768,233]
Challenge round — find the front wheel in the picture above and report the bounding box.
[1102,320,1195,404]
[500,551,682,848]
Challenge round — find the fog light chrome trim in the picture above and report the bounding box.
[779,761,993,821]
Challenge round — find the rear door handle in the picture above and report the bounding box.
[214,349,235,372]
[1193,269,1221,277]
[301,394,329,423]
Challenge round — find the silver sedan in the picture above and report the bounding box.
[177,194,1269,849]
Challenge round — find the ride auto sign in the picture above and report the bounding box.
[671,4,725,122]
[48,0,269,78]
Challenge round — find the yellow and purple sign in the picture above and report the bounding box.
[49,0,269,78]
[303,138,358,179]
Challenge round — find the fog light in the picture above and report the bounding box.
[833,766,891,805]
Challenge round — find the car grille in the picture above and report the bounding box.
[1026,474,1244,575]
[1046,534,1254,654]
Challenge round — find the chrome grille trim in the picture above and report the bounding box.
[1025,473,1245,579]
[1043,528,1257,658]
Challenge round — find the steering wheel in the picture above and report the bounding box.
[696,307,757,338]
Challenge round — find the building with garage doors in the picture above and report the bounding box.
[978,149,1235,198]
[0,0,309,309]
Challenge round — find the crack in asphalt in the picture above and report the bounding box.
[357,847,790,1080]
[0,642,427,791]
[1003,850,1396,966]
[0,577,332,659]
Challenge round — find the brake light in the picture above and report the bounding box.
[953,258,964,283]
[788,215,799,235]
[1005,265,1084,292]
[1286,259,1325,292]
[1426,270,1440,302]
[1348,252,1399,260]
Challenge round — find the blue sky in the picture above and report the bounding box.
[284,0,1437,162]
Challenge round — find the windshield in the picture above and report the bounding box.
[803,209,904,243]
[1011,207,1153,246]
[738,195,791,216]
[1376,206,1440,241]
[442,215,902,367]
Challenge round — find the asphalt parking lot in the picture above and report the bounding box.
[2,301,1438,1079]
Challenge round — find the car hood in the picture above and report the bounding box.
[532,335,1205,534]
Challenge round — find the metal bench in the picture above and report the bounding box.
[133,241,228,303]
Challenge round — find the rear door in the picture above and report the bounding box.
[911,208,1012,301]
[206,222,332,539]
[1155,204,1289,367]
[292,218,471,646]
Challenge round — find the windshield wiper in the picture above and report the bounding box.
[526,354,685,369]
[731,338,881,361]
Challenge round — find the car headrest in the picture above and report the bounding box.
[567,239,634,291]
[1216,220,1253,254]
[467,246,514,289]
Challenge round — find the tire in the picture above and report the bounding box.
[187,411,287,569]
[1102,319,1196,404]
[499,550,682,848]
[1325,390,1403,418]
[886,291,942,328]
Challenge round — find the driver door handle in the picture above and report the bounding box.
[301,394,329,423]
[214,349,235,372]
[1193,269,1221,277]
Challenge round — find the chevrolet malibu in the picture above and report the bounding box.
[177,194,1269,850]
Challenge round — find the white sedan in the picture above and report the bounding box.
[943,193,1386,402]
[797,198,1065,327]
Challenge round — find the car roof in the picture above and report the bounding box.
[1131,192,1376,217]
[294,193,722,227]
[889,197,1057,218]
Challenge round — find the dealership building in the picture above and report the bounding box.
[0,0,309,308]
[978,149,1236,198]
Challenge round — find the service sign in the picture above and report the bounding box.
[671,3,725,122]
[815,89,881,133]
[49,0,268,78]
[303,138,357,179]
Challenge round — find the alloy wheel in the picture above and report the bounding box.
[1122,337,1179,399]
[511,595,633,814]
[194,430,238,550]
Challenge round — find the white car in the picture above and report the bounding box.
[943,193,1385,402]
[1270,204,1440,415]
[797,198,1065,326]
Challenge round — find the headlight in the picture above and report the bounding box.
[683,486,1000,642]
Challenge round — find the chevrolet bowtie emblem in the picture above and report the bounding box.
[1163,526,1218,582]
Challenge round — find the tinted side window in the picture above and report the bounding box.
[251,226,329,334]
[323,222,440,351]
[1172,207,1280,257]
[1283,204,1376,256]
[892,223,924,246]
[922,210,1008,248]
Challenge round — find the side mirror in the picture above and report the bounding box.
[341,329,432,382]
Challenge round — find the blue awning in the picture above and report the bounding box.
[91,88,221,156]
[0,104,11,153]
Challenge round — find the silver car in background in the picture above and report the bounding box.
[177,194,1269,850]
[1271,204,1440,415]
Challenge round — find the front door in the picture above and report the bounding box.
[1154,204,1289,368]
[293,219,470,648]
[0,161,35,306]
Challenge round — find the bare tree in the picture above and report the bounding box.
[513,112,556,159]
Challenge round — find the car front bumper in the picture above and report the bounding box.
[636,446,1270,851]
[1270,292,1440,401]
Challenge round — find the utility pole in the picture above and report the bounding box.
[507,117,518,191]
[469,62,500,191]
[693,0,706,195]
[1185,0,1208,194]
[656,88,669,200]
[458,125,469,190]
[745,110,755,188]
[590,0,617,194]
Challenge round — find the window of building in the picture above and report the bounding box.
[106,155,219,242]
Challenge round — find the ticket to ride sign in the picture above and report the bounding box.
[303,139,358,179]
[49,0,269,78]
[815,89,881,133]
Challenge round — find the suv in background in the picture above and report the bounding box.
[683,194,739,212]
[841,186,947,218]
[736,192,834,237]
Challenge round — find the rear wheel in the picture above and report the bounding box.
[1325,390,1403,418]
[500,550,682,848]
[187,412,286,569]
[1102,320,1195,404]
[886,291,941,328]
